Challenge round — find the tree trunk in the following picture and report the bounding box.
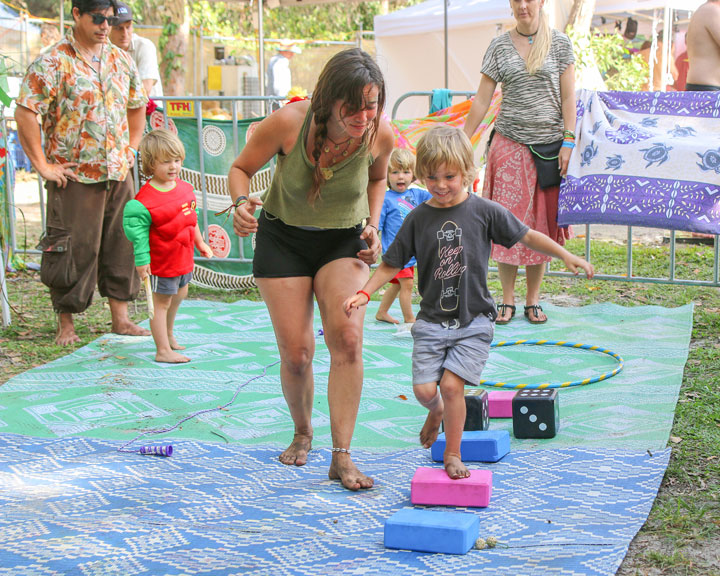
[161,0,189,97]
[565,0,596,34]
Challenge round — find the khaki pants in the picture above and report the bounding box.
[43,172,140,314]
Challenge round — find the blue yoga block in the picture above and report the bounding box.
[431,430,511,463]
[384,508,479,554]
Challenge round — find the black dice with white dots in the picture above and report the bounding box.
[512,389,559,439]
[464,389,490,431]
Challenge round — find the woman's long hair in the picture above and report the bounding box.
[308,48,386,205]
[525,7,551,75]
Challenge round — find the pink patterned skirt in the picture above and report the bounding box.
[482,131,569,266]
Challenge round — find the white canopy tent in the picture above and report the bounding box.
[375,0,703,119]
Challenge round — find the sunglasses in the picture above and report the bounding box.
[89,13,120,26]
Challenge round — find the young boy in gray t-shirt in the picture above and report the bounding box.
[344,126,594,480]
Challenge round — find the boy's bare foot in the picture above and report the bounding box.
[279,433,313,466]
[328,452,374,491]
[444,452,470,479]
[155,350,190,363]
[169,335,186,350]
[419,405,444,448]
[112,320,151,337]
[375,312,399,324]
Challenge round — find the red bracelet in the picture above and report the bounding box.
[356,290,370,302]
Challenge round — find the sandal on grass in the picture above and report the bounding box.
[496,304,516,325]
[524,304,547,324]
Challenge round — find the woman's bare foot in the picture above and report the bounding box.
[444,452,470,479]
[169,335,186,350]
[328,452,374,491]
[155,350,190,363]
[279,433,313,466]
[375,312,399,324]
[419,406,444,448]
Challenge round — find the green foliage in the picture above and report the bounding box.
[568,28,648,91]
[159,17,184,83]
[189,0,423,43]
[24,0,63,19]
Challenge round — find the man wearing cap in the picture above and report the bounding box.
[15,0,150,346]
[266,40,301,111]
[110,2,163,98]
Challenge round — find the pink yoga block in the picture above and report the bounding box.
[411,467,492,508]
[488,390,517,418]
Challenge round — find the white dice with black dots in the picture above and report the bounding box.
[511,388,560,439]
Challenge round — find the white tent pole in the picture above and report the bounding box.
[0,247,10,329]
[650,10,658,89]
[258,0,266,115]
[199,34,204,94]
[662,5,671,90]
[444,0,448,88]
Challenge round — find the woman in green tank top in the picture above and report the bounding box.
[228,49,394,491]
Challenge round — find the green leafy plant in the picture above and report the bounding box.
[568,28,648,91]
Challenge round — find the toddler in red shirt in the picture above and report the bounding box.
[123,129,213,363]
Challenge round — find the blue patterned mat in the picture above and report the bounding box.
[0,434,669,576]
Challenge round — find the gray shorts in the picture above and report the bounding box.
[411,315,494,386]
[150,272,193,295]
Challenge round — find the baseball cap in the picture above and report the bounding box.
[115,2,133,24]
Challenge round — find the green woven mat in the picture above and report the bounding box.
[1,300,692,451]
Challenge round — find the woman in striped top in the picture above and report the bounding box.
[463,0,576,325]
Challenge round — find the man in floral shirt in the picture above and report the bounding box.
[15,0,150,346]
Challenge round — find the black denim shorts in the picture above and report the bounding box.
[252,210,367,278]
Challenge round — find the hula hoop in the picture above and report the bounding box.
[479,339,624,389]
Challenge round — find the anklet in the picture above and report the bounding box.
[331,447,351,454]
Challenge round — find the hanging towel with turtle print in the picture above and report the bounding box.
[558,89,720,235]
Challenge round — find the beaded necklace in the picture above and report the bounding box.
[515,27,538,45]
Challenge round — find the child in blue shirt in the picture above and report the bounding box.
[376,148,432,324]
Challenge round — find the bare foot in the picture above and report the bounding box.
[419,406,444,449]
[328,452,374,491]
[444,452,470,479]
[169,335,186,350]
[56,326,81,346]
[55,313,81,347]
[279,433,313,466]
[375,312,399,324]
[112,321,151,337]
[155,350,190,363]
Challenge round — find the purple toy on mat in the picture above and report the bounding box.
[411,466,492,508]
[139,445,173,457]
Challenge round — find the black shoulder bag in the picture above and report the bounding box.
[527,140,563,190]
